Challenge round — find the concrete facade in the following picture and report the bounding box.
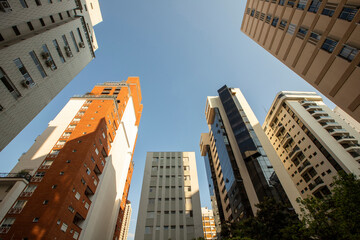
[135,152,203,240]
[333,106,360,133]
[0,77,143,240]
[200,86,302,222]
[241,0,360,122]
[119,201,132,240]
[0,0,102,151]
[263,91,360,199]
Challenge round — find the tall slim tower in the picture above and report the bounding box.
[0,77,142,240]
[135,152,203,240]
[119,200,132,240]
[201,207,217,240]
[0,0,102,151]
[241,0,360,122]
[263,91,360,199]
[200,85,302,223]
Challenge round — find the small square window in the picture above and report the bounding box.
[33,217,39,223]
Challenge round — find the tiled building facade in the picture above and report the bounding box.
[241,0,360,122]
[0,0,102,151]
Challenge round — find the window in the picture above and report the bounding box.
[42,160,53,166]
[0,68,21,99]
[147,212,154,218]
[13,200,27,209]
[339,45,358,61]
[0,33,3,41]
[29,51,47,78]
[287,23,296,35]
[321,38,338,53]
[271,17,279,27]
[14,58,35,87]
[43,200,48,205]
[308,0,321,13]
[322,6,335,17]
[73,231,79,239]
[24,185,37,193]
[77,28,84,44]
[297,27,308,39]
[339,7,357,21]
[61,223,68,232]
[68,205,75,213]
[33,217,39,222]
[53,39,65,63]
[35,0,41,5]
[42,44,57,70]
[279,20,287,30]
[265,15,271,23]
[70,31,79,52]
[250,9,255,17]
[297,0,308,10]
[145,227,152,234]
[50,15,55,23]
[52,185,57,189]
[287,0,296,7]
[95,148,99,155]
[86,168,91,175]
[39,18,45,26]
[27,22,34,31]
[59,13,63,20]
[1,218,15,228]
[19,0,28,8]
[75,192,81,200]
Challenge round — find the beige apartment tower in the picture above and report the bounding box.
[135,152,203,240]
[263,91,360,199]
[241,0,360,122]
[0,0,102,151]
[119,201,132,240]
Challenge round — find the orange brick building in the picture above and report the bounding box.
[0,77,142,240]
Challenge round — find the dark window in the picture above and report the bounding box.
[50,15,55,23]
[14,58,35,86]
[265,15,271,23]
[29,51,47,78]
[12,26,21,36]
[0,68,21,99]
[321,38,338,53]
[19,0,28,8]
[0,33,4,41]
[35,0,41,6]
[77,28,84,43]
[42,44,57,70]
[279,20,287,30]
[70,31,79,52]
[279,0,285,6]
[67,11,71,17]
[271,17,279,27]
[53,39,65,63]
[308,0,321,13]
[39,18,45,26]
[339,7,357,21]
[27,22,34,31]
[250,9,255,17]
[339,45,358,61]
[59,13,63,20]
[322,7,335,17]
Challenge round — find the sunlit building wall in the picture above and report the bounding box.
[241,0,360,122]
[200,85,302,223]
[263,91,360,199]
[0,77,142,240]
[119,200,132,240]
[0,0,102,151]
[135,152,203,240]
[201,207,217,240]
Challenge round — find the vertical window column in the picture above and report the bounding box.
[13,58,35,88]
[0,68,21,99]
[29,51,47,78]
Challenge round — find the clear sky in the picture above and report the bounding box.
[0,0,335,239]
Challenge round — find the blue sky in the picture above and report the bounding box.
[0,0,335,239]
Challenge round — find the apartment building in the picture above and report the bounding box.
[333,106,360,133]
[263,91,360,199]
[0,0,102,151]
[200,86,302,223]
[135,152,203,240]
[241,0,360,122]
[0,77,143,240]
[119,201,132,240]
[201,207,217,240]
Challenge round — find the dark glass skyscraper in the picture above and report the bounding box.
[200,85,301,224]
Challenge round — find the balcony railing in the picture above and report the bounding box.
[8,207,23,214]
[289,146,300,158]
[328,128,349,136]
[0,227,10,234]
[315,116,333,122]
[20,191,33,197]
[31,176,43,182]
[310,110,327,117]
[300,100,315,106]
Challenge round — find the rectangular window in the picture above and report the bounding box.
[265,15,272,23]
[297,0,308,10]
[339,7,357,21]
[271,17,279,27]
[322,5,335,17]
[12,26,20,36]
[297,27,308,39]
[59,13,63,20]
[61,223,68,232]
[279,20,287,30]
[14,58,35,87]
[53,39,65,63]
[29,51,47,78]
[35,0,41,6]
[0,68,21,99]
[339,45,358,61]
[27,22,34,31]
[287,0,296,7]
[287,23,296,35]
[279,0,285,6]
[70,31,79,52]
[321,38,338,53]
[50,15,55,23]
[308,0,321,13]
[19,0,28,8]
[1,218,16,227]
[24,185,37,193]
[77,28,84,47]
[42,44,57,70]
[39,18,45,26]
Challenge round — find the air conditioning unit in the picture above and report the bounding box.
[41,52,50,59]
[0,1,12,12]
[21,79,31,88]
[79,42,85,48]
[45,59,53,67]
[64,46,73,57]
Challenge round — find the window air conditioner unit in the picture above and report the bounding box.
[45,59,53,67]
[79,42,85,48]
[64,46,73,57]
[41,52,50,59]
[0,1,12,12]
[21,79,31,88]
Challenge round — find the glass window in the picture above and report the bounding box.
[339,45,358,61]
[14,58,35,87]
[41,44,57,70]
[271,17,279,27]
[77,28,84,43]
[339,7,357,21]
[321,38,338,53]
[70,31,79,52]
[308,0,321,13]
[287,23,296,35]
[0,68,21,99]
[29,51,47,78]
[19,0,28,8]
[53,39,65,63]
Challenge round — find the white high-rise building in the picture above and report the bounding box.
[119,201,132,240]
[201,207,217,240]
[135,152,203,240]
[263,91,360,199]
[0,0,102,151]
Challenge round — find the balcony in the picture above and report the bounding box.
[0,172,31,181]
[20,191,33,197]
[31,176,43,182]
[336,136,356,144]
[322,122,341,129]
[8,207,23,214]
[274,124,284,136]
[0,227,10,234]
[310,110,327,117]
[300,100,315,106]
[315,116,333,122]
[309,182,326,192]
[328,128,349,136]
[298,162,311,174]
[280,134,292,145]
[304,105,322,111]
[289,146,301,159]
